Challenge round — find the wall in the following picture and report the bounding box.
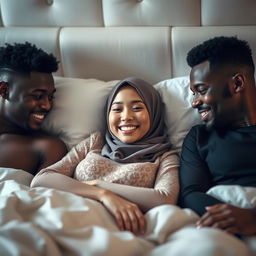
[0,0,255,84]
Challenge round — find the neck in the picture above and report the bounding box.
[235,87,256,127]
[244,86,256,126]
[0,118,29,135]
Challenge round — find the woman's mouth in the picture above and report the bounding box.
[119,125,138,134]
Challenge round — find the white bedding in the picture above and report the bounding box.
[1,168,255,256]
[0,168,199,256]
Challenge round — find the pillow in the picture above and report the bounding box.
[154,76,202,150]
[42,77,119,149]
[207,185,256,209]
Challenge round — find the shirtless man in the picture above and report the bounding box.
[0,42,67,175]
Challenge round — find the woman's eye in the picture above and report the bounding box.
[132,105,144,111]
[111,108,121,112]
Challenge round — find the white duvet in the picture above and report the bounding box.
[0,168,255,256]
[0,168,199,256]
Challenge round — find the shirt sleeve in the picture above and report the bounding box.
[179,126,222,216]
[94,150,180,213]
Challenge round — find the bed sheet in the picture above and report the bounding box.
[0,168,198,256]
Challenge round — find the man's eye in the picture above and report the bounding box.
[33,95,43,100]
[198,89,207,95]
[196,86,207,95]
[48,95,55,101]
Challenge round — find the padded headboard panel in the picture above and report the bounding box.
[0,0,255,83]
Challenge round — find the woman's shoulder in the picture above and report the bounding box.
[74,131,104,151]
[90,131,104,140]
[88,131,105,149]
[158,149,180,164]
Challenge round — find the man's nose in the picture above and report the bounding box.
[40,97,52,110]
[192,96,202,108]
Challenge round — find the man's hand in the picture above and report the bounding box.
[196,203,256,235]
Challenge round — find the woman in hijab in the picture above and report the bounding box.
[31,77,179,235]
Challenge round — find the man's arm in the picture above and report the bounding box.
[179,126,222,216]
[179,126,256,235]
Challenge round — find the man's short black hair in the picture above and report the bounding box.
[186,36,255,72]
[0,42,58,74]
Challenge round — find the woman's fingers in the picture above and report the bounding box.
[121,210,132,232]
[134,209,146,235]
[115,206,145,235]
[115,211,125,231]
[100,191,146,235]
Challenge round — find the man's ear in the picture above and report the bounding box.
[232,73,245,93]
[0,81,9,99]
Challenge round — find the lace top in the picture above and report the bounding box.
[43,132,179,192]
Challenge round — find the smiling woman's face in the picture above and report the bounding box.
[108,86,150,144]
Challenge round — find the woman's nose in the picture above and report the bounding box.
[121,109,133,121]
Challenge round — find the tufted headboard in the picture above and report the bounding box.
[0,0,256,84]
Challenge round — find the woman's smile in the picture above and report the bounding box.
[108,86,150,144]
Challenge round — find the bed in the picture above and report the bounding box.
[0,0,256,255]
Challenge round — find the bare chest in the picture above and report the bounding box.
[0,136,40,175]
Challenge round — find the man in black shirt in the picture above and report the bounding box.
[179,36,256,236]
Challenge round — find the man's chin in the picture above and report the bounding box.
[25,124,42,133]
[204,120,214,131]
[205,119,228,132]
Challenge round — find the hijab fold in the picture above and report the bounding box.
[101,77,171,163]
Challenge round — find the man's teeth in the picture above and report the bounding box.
[201,111,209,118]
[120,126,136,131]
[33,114,45,120]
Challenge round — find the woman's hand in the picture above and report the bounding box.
[83,180,98,186]
[196,203,256,235]
[99,190,146,235]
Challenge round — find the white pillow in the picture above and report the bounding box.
[42,76,119,149]
[154,76,202,150]
[207,185,256,209]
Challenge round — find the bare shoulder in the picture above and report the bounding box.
[0,133,68,174]
[32,134,68,170]
[33,134,67,156]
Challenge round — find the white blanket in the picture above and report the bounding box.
[0,168,199,256]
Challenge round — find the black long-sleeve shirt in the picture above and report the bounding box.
[179,124,256,216]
